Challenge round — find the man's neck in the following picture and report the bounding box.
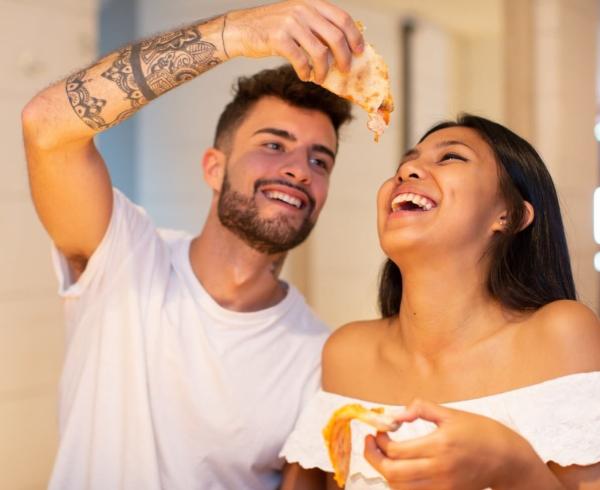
[189,218,288,312]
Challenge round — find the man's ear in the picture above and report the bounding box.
[491,201,535,233]
[202,148,226,192]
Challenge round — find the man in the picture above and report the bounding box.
[22,1,363,488]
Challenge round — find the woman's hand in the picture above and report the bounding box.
[224,0,364,83]
[364,399,564,490]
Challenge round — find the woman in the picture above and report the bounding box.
[280,115,600,489]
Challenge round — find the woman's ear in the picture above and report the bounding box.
[202,148,226,192]
[491,212,508,233]
[491,201,535,233]
[519,201,535,231]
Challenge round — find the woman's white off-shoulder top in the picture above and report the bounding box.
[281,372,600,490]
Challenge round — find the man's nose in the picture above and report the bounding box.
[279,152,312,184]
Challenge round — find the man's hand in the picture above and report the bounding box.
[225,0,364,83]
[364,399,564,490]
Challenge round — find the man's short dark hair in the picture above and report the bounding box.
[213,64,353,152]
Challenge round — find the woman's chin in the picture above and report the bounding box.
[380,232,432,257]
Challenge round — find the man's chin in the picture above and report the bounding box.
[258,204,310,222]
[244,223,314,255]
[244,236,303,256]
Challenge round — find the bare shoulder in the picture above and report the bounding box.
[323,319,383,356]
[522,299,600,372]
[322,318,389,395]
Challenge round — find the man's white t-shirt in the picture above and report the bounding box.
[48,189,329,490]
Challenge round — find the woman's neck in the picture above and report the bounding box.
[394,260,509,360]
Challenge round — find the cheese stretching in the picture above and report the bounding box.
[322,403,400,488]
[311,22,394,142]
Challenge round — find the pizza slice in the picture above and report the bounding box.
[322,403,400,488]
[311,22,394,142]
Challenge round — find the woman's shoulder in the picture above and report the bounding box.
[534,298,598,320]
[322,318,390,393]
[520,299,600,372]
[322,318,389,361]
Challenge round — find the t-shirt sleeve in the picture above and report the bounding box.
[50,188,165,322]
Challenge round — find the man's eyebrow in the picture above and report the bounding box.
[312,144,336,161]
[253,127,336,160]
[253,127,297,141]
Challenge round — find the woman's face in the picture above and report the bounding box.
[377,126,507,262]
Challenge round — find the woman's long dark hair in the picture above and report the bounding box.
[378,114,577,318]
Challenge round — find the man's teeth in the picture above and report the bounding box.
[391,193,435,211]
[264,190,303,209]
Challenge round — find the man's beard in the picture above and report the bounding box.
[217,173,316,255]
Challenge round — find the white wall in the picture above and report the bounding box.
[533,0,599,309]
[0,1,97,488]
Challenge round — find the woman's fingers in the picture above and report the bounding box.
[364,435,438,486]
[374,431,441,460]
[394,399,453,425]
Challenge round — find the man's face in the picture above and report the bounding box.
[217,96,338,255]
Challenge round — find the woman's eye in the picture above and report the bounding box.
[440,152,467,162]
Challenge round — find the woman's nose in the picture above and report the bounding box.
[397,159,426,182]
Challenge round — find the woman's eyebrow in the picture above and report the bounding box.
[397,140,475,171]
[435,140,475,152]
[399,148,419,165]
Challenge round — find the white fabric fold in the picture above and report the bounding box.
[281,371,600,489]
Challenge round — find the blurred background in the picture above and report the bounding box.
[1,0,598,487]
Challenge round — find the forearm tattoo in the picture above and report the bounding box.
[65,71,109,129]
[66,25,221,130]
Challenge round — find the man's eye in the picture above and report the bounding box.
[310,157,329,171]
[264,142,283,151]
[440,152,467,162]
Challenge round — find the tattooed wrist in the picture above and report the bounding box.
[131,27,220,97]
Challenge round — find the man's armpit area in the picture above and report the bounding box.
[66,253,89,283]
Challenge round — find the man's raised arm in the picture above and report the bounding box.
[21,0,362,272]
[21,14,228,272]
